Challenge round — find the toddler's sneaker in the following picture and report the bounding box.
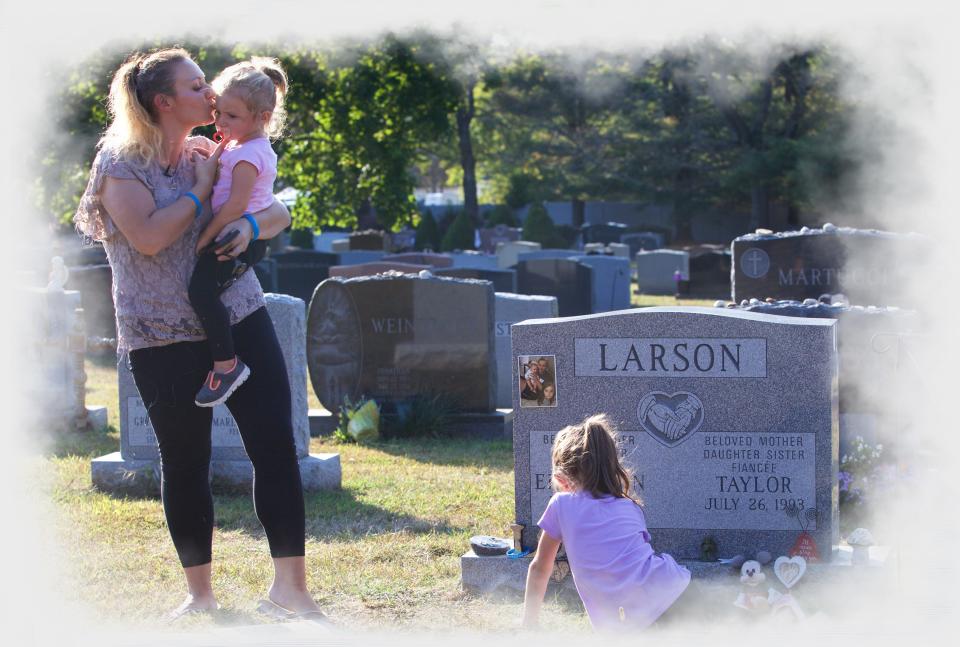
[195,358,251,407]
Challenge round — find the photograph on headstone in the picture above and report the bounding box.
[518,355,558,408]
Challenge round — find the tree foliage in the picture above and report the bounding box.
[279,36,459,232]
[37,35,869,239]
[522,203,567,249]
[440,210,476,251]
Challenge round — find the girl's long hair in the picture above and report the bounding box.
[551,413,641,504]
[99,47,191,166]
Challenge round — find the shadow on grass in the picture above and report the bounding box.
[366,437,514,470]
[41,424,118,459]
[212,485,464,543]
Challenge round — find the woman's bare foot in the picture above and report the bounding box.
[168,592,219,621]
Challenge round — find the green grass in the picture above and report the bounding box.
[44,358,591,632]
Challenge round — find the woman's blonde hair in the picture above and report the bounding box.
[100,47,192,166]
[212,57,288,139]
[551,414,641,503]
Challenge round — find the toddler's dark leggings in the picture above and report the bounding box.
[187,241,267,362]
[127,306,305,568]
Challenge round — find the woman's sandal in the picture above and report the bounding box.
[256,598,333,626]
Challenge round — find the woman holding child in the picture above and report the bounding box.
[73,47,326,621]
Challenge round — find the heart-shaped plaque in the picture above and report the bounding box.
[773,555,806,589]
[637,392,704,447]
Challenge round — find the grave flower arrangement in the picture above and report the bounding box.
[839,435,894,534]
[334,395,380,444]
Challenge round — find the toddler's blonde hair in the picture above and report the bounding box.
[212,57,288,139]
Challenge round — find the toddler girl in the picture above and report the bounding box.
[522,413,691,630]
[189,57,287,406]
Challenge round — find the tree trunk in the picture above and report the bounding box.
[456,82,479,227]
[572,198,585,229]
[750,184,770,231]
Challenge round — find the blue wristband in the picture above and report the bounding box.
[183,191,202,218]
[242,213,260,240]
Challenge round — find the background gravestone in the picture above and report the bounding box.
[388,229,416,252]
[348,229,387,251]
[572,255,631,313]
[635,249,690,295]
[271,250,337,306]
[307,273,496,413]
[496,241,541,269]
[94,293,340,492]
[381,252,454,268]
[683,244,731,297]
[434,267,517,293]
[515,258,593,317]
[252,256,278,293]
[621,231,665,256]
[328,261,430,279]
[731,225,930,305]
[607,242,631,259]
[512,307,838,559]
[581,222,628,245]
[479,225,521,254]
[448,251,500,270]
[516,249,581,264]
[65,263,115,340]
[493,293,558,408]
[727,299,925,456]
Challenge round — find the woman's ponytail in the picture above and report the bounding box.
[100,48,190,166]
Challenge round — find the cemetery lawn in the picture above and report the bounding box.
[38,356,592,632]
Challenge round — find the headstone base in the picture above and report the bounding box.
[461,544,893,594]
[309,409,339,437]
[91,452,341,494]
[309,408,514,440]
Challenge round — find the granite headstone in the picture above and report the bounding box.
[65,263,115,340]
[272,250,336,306]
[515,258,593,317]
[635,250,690,295]
[496,241,541,269]
[381,253,454,268]
[512,307,839,559]
[581,222,629,245]
[348,229,387,251]
[307,272,496,413]
[572,255,632,313]
[621,232,665,256]
[731,225,930,305]
[434,267,517,293]
[328,261,430,279]
[94,294,340,492]
[479,225,522,254]
[493,293,558,408]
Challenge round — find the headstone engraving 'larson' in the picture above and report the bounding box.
[512,307,838,560]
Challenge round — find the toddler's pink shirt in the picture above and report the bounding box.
[538,490,690,630]
[211,136,277,214]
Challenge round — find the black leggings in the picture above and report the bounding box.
[128,307,305,568]
[187,241,266,362]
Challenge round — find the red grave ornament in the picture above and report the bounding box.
[789,531,820,562]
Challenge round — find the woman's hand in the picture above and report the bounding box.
[191,137,228,193]
[208,217,254,261]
